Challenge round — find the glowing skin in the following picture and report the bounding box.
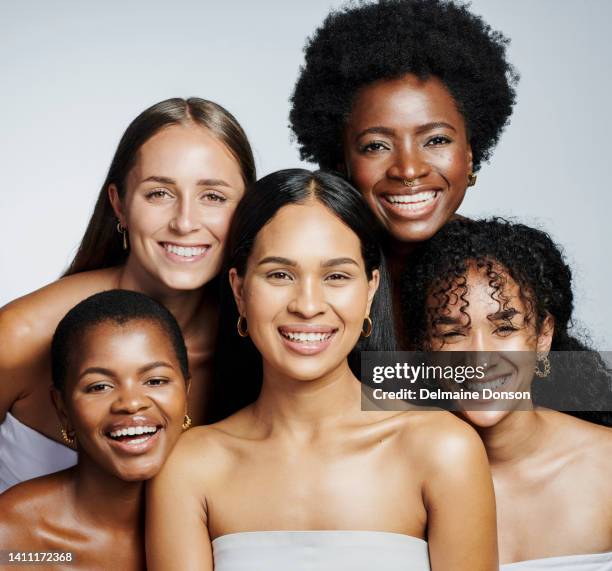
[344,74,473,244]
[56,319,188,481]
[110,123,246,294]
[230,200,379,383]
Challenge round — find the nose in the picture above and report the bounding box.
[462,329,499,371]
[387,143,430,183]
[169,196,202,234]
[287,277,327,318]
[110,383,151,415]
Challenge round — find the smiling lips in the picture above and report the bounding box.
[278,325,338,356]
[105,420,163,453]
[161,242,210,262]
[382,189,440,218]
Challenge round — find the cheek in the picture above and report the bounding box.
[202,205,239,240]
[125,199,168,235]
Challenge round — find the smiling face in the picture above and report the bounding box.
[57,319,187,481]
[230,200,379,382]
[428,265,553,427]
[110,123,246,293]
[343,74,473,243]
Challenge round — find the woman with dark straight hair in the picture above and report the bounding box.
[147,169,498,571]
[0,97,255,493]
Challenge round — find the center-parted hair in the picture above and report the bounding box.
[290,0,518,172]
[51,290,190,392]
[211,169,397,420]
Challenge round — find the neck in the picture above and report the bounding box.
[70,455,144,530]
[251,360,362,439]
[116,258,216,334]
[475,409,547,467]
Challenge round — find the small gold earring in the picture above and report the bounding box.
[361,316,373,338]
[182,414,192,430]
[60,427,75,446]
[116,221,128,250]
[534,354,551,378]
[467,173,477,187]
[237,315,249,337]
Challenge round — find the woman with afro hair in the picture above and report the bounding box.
[290,0,518,340]
[400,218,612,569]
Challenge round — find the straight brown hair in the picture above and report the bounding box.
[63,97,256,276]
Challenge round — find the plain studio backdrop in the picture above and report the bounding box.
[1,0,610,348]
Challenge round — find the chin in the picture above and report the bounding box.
[157,269,218,292]
[460,408,511,428]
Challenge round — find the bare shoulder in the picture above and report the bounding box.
[0,268,120,369]
[392,410,485,468]
[556,413,612,471]
[155,408,252,482]
[0,472,69,547]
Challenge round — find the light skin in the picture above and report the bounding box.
[0,122,245,445]
[429,265,612,564]
[0,319,188,571]
[146,200,498,571]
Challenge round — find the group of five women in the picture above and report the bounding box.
[0,0,610,569]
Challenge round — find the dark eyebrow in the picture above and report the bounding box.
[354,126,396,141]
[433,315,464,326]
[258,256,297,267]
[78,361,174,381]
[321,257,359,268]
[138,361,175,374]
[142,176,230,188]
[488,308,520,321]
[415,121,457,135]
[78,366,115,380]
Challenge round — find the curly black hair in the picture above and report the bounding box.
[290,0,518,172]
[400,218,612,425]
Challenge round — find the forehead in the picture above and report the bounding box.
[130,123,243,184]
[251,201,363,264]
[438,264,525,315]
[71,320,178,371]
[348,73,465,128]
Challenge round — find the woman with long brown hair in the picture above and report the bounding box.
[0,97,255,492]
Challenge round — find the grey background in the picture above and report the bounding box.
[1,0,610,347]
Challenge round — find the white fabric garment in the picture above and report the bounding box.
[212,530,431,571]
[0,412,77,493]
[501,552,612,570]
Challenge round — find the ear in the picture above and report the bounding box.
[365,269,380,316]
[228,268,245,316]
[467,145,474,176]
[108,184,126,225]
[50,387,72,434]
[184,375,192,398]
[536,314,555,354]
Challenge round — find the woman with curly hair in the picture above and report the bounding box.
[400,218,612,569]
[290,0,517,336]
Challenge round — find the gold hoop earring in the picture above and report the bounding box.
[534,354,551,378]
[182,414,192,430]
[402,178,416,187]
[467,173,477,187]
[361,316,373,338]
[237,315,249,337]
[116,221,128,250]
[60,427,75,446]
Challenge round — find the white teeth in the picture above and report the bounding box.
[164,244,207,257]
[464,375,511,393]
[109,425,158,439]
[281,331,333,342]
[386,191,437,208]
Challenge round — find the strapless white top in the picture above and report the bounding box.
[0,412,77,493]
[212,530,430,570]
[501,551,612,570]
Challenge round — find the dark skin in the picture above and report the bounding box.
[343,74,473,344]
[0,320,187,571]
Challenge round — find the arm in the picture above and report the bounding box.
[421,416,498,571]
[146,429,213,571]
